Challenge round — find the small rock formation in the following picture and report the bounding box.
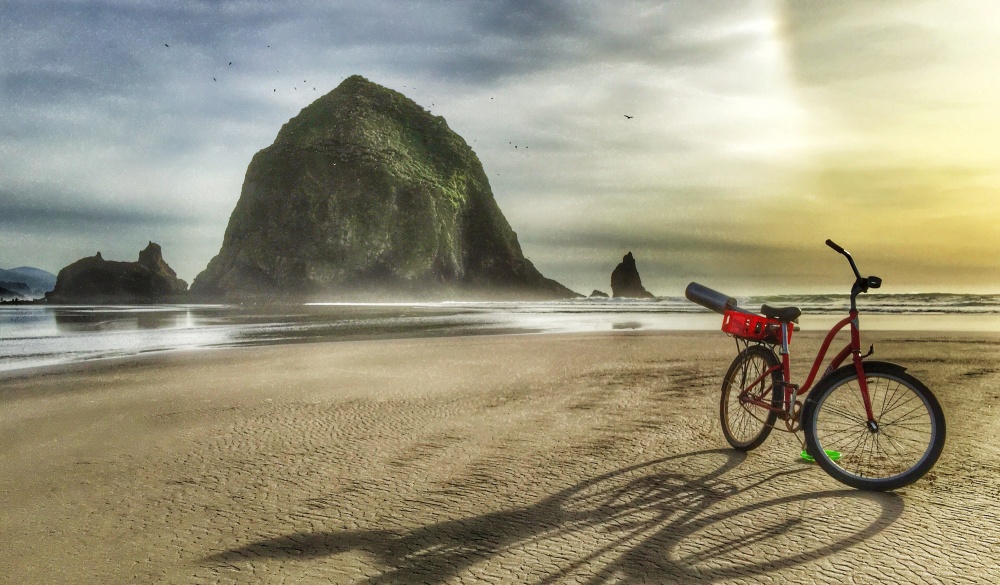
[589,290,609,298]
[138,242,179,278]
[45,242,188,303]
[610,252,655,298]
[191,74,576,301]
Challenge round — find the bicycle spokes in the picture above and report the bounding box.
[812,375,936,480]
[720,346,782,451]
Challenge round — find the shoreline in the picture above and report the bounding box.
[4,322,1000,380]
[6,294,1000,377]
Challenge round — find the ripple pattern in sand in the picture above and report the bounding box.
[1,333,997,584]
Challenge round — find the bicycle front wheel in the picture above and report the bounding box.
[803,361,945,491]
[720,345,782,451]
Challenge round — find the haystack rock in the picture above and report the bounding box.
[45,242,188,303]
[191,75,576,300]
[611,252,655,298]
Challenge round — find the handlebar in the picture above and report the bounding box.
[826,239,881,312]
[826,238,863,281]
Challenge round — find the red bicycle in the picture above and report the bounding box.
[686,240,945,491]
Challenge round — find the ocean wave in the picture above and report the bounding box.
[539,293,1000,315]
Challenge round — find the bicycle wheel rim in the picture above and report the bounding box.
[811,373,939,484]
[721,351,776,447]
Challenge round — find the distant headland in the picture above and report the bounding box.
[0,266,56,301]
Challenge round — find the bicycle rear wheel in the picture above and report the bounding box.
[802,361,945,491]
[720,345,782,451]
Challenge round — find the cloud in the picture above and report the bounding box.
[1,70,107,105]
[0,184,221,280]
[0,185,201,228]
[780,1,942,85]
[3,1,1000,291]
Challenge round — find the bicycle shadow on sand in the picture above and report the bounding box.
[204,449,903,583]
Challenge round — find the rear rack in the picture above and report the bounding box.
[721,309,787,345]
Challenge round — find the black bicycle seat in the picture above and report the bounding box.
[761,304,801,323]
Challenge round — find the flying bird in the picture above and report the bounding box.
[164,43,169,47]
[229,62,232,65]
[624,115,633,119]
[213,78,216,81]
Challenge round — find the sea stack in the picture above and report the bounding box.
[610,252,655,298]
[45,242,188,303]
[191,75,575,300]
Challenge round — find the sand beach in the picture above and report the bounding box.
[1,331,998,583]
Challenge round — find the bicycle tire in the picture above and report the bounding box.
[802,361,945,491]
[720,345,782,451]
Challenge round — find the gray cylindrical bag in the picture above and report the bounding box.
[685,282,737,314]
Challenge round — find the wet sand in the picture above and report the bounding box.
[1,331,997,584]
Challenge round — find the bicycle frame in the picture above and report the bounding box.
[718,239,884,431]
[739,309,874,427]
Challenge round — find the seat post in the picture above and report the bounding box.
[780,322,789,356]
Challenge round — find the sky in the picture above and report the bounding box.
[2,0,1000,295]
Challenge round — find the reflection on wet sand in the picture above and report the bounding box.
[54,309,187,332]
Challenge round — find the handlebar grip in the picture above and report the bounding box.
[826,239,845,254]
[685,282,738,315]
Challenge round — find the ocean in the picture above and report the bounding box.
[2,294,1000,373]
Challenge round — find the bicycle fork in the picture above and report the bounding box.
[849,316,879,431]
